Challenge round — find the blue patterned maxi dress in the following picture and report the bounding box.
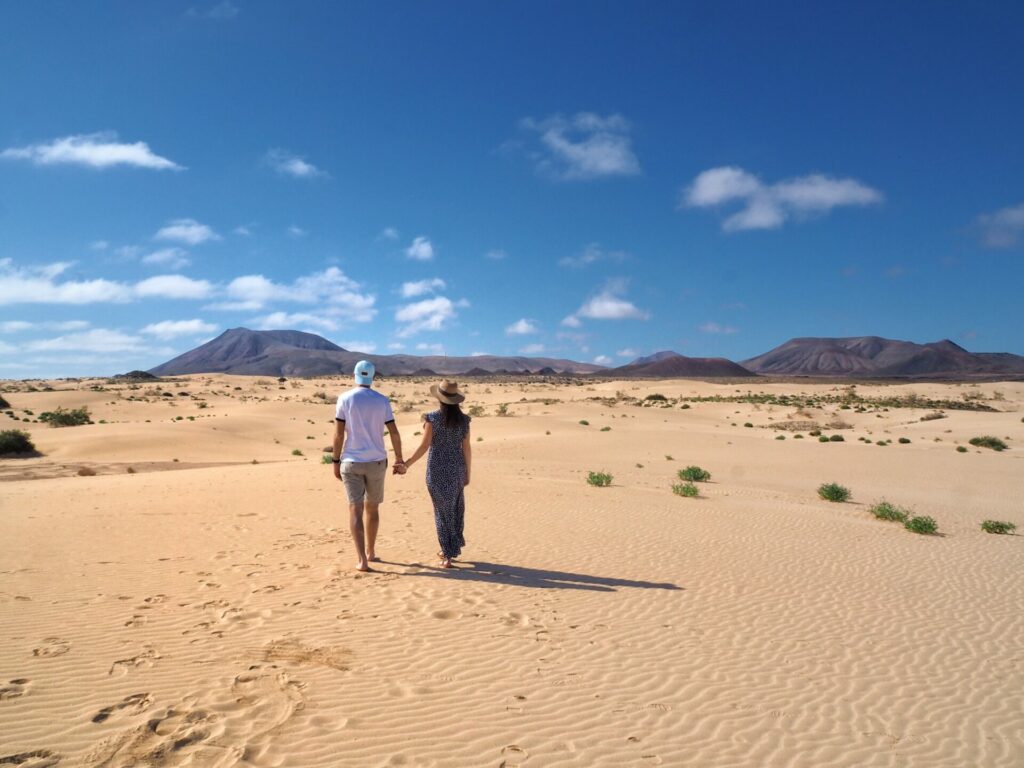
[424,410,470,559]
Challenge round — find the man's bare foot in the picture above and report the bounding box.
[355,561,372,572]
[368,555,381,563]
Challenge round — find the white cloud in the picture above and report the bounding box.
[265,149,326,179]
[698,321,738,334]
[0,340,17,354]
[484,249,507,260]
[561,315,582,328]
[559,242,628,268]
[405,236,435,261]
[0,321,34,333]
[977,202,1024,248]
[519,343,545,355]
[220,267,375,319]
[141,319,217,339]
[401,278,446,298]
[566,280,649,324]
[617,348,638,358]
[519,113,640,180]
[135,275,214,300]
[90,240,109,251]
[1,132,183,171]
[141,247,190,269]
[0,259,133,305]
[593,355,613,366]
[252,312,339,333]
[379,227,399,241]
[288,225,307,238]
[470,351,490,357]
[506,318,539,335]
[234,225,252,237]
[155,218,220,245]
[337,340,377,353]
[3,319,92,333]
[387,342,405,351]
[395,296,457,337]
[26,328,147,354]
[682,166,882,231]
[416,342,445,355]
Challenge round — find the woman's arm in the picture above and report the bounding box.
[404,421,433,468]
[462,426,472,486]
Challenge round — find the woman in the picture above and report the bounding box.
[404,380,472,568]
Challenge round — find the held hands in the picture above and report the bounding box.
[392,461,407,475]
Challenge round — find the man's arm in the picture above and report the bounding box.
[332,418,345,479]
[386,420,404,472]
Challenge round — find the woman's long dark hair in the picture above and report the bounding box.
[440,401,468,429]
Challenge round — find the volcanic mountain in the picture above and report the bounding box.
[743,337,1024,378]
[608,351,755,378]
[148,328,604,377]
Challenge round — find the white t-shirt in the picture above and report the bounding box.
[335,386,395,462]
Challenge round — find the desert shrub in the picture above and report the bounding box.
[809,430,822,437]
[920,411,946,421]
[313,391,328,401]
[291,449,303,456]
[321,454,332,464]
[600,426,611,432]
[678,465,711,482]
[744,422,753,428]
[818,482,851,502]
[776,434,786,440]
[665,454,673,461]
[680,403,691,409]
[467,404,485,417]
[829,434,844,442]
[898,437,911,444]
[980,520,1017,535]
[77,467,97,477]
[495,403,510,417]
[969,436,1007,452]
[905,516,938,535]
[587,471,612,487]
[579,419,589,426]
[672,481,699,498]
[0,429,35,455]
[870,501,910,523]
[794,434,804,439]
[645,393,668,401]
[818,435,829,443]
[39,406,91,427]
[126,466,136,474]
[957,446,968,453]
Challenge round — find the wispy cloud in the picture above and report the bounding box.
[519,343,545,355]
[141,247,190,270]
[563,279,649,325]
[505,318,539,335]
[218,267,375,319]
[288,225,307,238]
[395,296,458,337]
[265,148,327,179]
[134,275,214,300]
[593,355,613,366]
[559,242,628,268]
[0,260,132,304]
[337,340,377,353]
[155,218,220,245]
[141,319,217,339]
[89,240,109,251]
[617,348,638,358]
[1,132,182,171]
[251,312,339,333]
[484,249,507,260]
[682,166,882,231]
[416,342,445,355]
[26,328,148,354]
[405,236,435,261]
[379,226,400,241]
[976,202,1024,248]
[518,113,640,180]
[401,278,446,298]
[187,1,239,20]
[698,321,738,334]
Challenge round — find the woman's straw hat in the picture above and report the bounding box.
[430,380,465,404]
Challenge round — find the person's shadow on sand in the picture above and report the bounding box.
[399,560,682,592]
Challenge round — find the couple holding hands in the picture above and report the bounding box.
[331,361,472,571]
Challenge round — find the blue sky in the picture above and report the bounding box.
[2,1,1023,378]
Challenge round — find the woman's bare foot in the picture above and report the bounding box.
[355,560,371,572]
[368,555,381,563]
[439,558,453,569]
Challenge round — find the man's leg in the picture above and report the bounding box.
[349,501,369,571]
[364,502,380,561]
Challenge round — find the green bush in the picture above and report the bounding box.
[578,420,589,426]
[981,520,1017,535]
[678,465,711,482]
[743,422,753,428]
[587,471,612,487]
[38,406,91,427]
[818,482,851,502]
[291,449,303,456]
[870,501,910,523]
[818,435,829,443]
[321,454,333,464]
[956,446,968,453]
[0,429,35,455]
[898,437,911,444]
[829,434,844,442]
[905,516,938,535]
[600,426,611,432]
[644,393,668,402]
[672,481,699,498]
[775,434,786,440]
[969,436,1007,452]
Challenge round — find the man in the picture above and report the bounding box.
[332,360,405,571]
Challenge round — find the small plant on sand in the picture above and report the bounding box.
[678,465,711,482]
[969,436,1007,452]
[645,393,668,402]
[578,419,589,426]
[673,481,699,498]
[818,482,851,502]
[981,520,1016,535]
[665,454,674,461]
[829,434,844,442]
[818,435,829,443]
[897,437,910,444]
[956,446,968,453]
[77,466,97,477]
[870,501,910,523]
[905,516,939,535]
[321,454,333,464]
[467,404,485,417]
[291,448,303,456]
[743,422,753,428]
[0,429,35,455]
[600,426,611,432]
[586,471,613,487]
[39,406,92,427]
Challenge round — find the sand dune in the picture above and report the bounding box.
[1,376,1022,766]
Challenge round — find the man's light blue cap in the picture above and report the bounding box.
[354,360,376,386]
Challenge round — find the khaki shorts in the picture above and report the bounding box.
[340,459,388,504]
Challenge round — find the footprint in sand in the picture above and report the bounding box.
[108,648,161,677]
[499,744,527,768]
[32,638,70,658]
[0,678,31,700]
[92,692,153,723]
[0,750,61,767]
[124,615,147,628]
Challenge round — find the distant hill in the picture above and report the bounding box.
[608,352,755,378]
[149,328,605,377]
[743,337,1024,378]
